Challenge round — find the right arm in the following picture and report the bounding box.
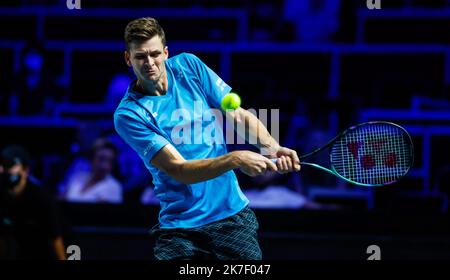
[151,144,278,185]
[114,112,277,185]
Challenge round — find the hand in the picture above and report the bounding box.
[233,151,278,177]
[271,146,301,174]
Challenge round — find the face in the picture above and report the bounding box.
[125,36,168,85]
[0,161,28,190]
[91,148,116,178]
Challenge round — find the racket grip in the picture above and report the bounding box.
[270,158,303,172]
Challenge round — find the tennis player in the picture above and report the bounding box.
[114,17,300,260]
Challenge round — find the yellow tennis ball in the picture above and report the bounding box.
[221,92,241,111]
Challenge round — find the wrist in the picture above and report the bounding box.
[227,151,242,169]
[260,143,280,157]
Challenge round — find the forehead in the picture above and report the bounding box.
[129,36,165,53]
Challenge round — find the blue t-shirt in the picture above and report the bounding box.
[114,53,249,229]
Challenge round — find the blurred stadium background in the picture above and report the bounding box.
[0,0,449,259]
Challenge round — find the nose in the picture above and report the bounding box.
[144,55,155,67]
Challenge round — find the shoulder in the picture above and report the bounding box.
[100,175,123,190]
[169,52,200,62]
[114,96,146,127]
[108,176,123,188]
[168,52,203,69]
[114,92,137,116]
[113,80,147,121]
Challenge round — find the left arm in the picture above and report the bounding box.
[227,108,301,173]
[185,53,300,173]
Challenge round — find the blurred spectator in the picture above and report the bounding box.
[242,171,313,209]
[140,186,159,205]
[108,133,154,204]
[241,166,340,210]
[57,122,103,198]
[8,43,65,116]
[61,138,123,204]
[283,0,341,42]
[0,145,66,260]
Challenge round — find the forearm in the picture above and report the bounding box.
[52,236,66,260]
[235,109,280,153]
[153,144,278,183]
[172,152,240,184]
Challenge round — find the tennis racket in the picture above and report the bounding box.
[273,121,414,186]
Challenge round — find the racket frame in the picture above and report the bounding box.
[299,121,414,187]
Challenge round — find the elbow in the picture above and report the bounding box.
[172,168,197,185]
[163,160,196,185]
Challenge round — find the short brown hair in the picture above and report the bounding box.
[124,17,166,50]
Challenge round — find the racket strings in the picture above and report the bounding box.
[331,123,412,185]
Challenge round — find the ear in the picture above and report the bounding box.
[124,51,132,67]
[164,46,169,60]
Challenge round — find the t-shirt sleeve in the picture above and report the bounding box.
[114,111,170,165]
[185,53,232,109]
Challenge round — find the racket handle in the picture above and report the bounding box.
[270,158,303,173]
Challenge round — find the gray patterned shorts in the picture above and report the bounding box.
[150,206,262,260]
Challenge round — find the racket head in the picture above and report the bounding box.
[330,121,414,186]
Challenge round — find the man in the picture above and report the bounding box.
[114,17,300,260]
[63,138,123,204]
[0,145,66,260]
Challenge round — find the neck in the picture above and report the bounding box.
[10,178,27,197]
[136,73,168,96]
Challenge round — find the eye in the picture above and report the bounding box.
[151,52,161,58]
